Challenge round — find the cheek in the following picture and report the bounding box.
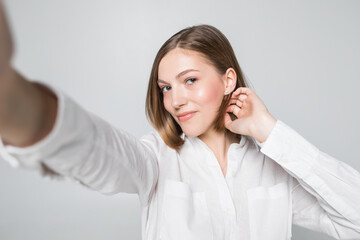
[196,84,223,107]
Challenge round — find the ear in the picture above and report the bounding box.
[223,68,237,94]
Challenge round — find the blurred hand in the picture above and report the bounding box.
[0,0,14,78]
[224,87,277,143]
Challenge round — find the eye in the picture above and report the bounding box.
[186,78,197,85]
[160,86,171,93]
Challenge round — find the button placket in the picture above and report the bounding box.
[194,137,238,218]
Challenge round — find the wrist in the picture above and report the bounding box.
[251,113,277,144]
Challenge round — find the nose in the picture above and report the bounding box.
[171,86,187,109]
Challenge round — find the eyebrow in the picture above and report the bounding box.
[157,69,199,84]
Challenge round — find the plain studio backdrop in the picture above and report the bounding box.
[1,0,359,239]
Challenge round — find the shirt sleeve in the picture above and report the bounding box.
[260,120,360,240]
[0,81,159,207]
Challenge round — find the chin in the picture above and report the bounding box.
[181,127,204,138]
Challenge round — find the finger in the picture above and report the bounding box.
[230,89,249,101]
[239,87,251,95]
[228,94,247,105]
[236,99,243,108]
[226,104,241,118]
[239,94,248,101]
[233,87,248,94]
[230,94,248,103]
[233,87,241,95]
[228,99,236,105]
[228,99,243,108]
[232,87,250,96]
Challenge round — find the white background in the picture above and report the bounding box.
[1,0,359,239]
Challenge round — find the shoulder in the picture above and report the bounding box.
[140,131,170,155]
[140,131,162,145]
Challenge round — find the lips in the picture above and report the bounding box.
[177,111,196,122]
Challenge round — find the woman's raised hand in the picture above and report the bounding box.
[224,87,277,143]
[0,1,13,79]
[0,1,58,147]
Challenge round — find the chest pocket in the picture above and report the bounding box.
[247,182,292,240]
[159,180,213,240]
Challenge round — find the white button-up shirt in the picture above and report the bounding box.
[1,82,360,240]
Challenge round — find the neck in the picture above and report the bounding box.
[198,128,240,163]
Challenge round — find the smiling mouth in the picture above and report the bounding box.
[178,112,196,122]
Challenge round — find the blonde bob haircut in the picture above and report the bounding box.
[146,24,250,151]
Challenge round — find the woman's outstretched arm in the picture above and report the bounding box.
[0,1,159,207]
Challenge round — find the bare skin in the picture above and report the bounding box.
[0,1,57,147]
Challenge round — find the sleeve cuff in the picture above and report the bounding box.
[259,120,320,179]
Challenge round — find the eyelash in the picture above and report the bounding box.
[160,78,197,93]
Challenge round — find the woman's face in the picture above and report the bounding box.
[157,48,226,138]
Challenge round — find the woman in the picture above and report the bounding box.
[0,2,359,240]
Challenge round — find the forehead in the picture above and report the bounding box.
[158,48,213,78]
